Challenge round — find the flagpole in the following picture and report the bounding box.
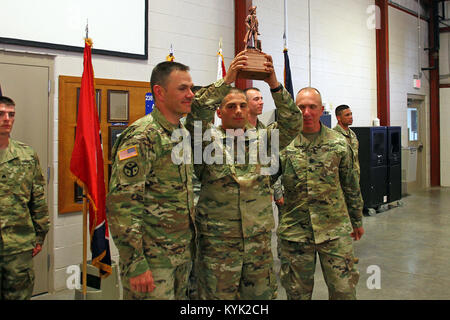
[284,0,288,50]
[81,21,89,301]
[82,188,88,300]
[308,0,312,86]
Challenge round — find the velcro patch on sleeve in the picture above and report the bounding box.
[118,145,139,161]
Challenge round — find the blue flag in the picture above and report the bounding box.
[145,92,154,114]
[283,48,294,99]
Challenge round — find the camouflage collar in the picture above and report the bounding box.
[255,119,266,130]
[295,122,327,147]
[152,107,182,133]
[333,124,351,138]
[217,122,254,139]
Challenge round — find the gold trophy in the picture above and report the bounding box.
[238,6,271,80]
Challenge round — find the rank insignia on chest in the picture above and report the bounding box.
[118,145,139,161]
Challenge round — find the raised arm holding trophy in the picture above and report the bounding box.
[238,6,271,80]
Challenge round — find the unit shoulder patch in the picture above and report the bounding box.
[123,161,139,177]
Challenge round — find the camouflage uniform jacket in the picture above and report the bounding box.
[106,107,195,278]
[333,124,360,175]
[0,139,49,255]
[278,124,363,244]
[186,79,302,239]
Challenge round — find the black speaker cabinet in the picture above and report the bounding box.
[352,126,402,210]
[387,126,401,202]
[387,164,401,202]
[388,126,401,165]
[352,126,388,209]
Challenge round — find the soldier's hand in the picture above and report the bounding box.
[224,51,248,85]
[262,53,279,89]
[130,270,156,293]
[32,244,42,257]
[351,227,365,241]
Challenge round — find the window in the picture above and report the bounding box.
[407,107,418,142]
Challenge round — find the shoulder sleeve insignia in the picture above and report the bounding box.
[123,161,139,177]
[118,145,139,161]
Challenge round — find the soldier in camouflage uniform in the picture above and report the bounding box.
[333,104,360,177]
[277,88,364,300]
[106,62,196,300]
[0,96,49,300]
[185,51,302,299]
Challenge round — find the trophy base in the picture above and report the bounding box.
[237,49,270,80]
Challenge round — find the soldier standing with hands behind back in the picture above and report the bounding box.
[333,104,360,177]
[0,96,49,300]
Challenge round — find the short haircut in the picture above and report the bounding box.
[0,96,15,106]
[220,88,246,108]
[296,87,322,106]
[243,87,260,94]
[335,104,350,117]
[150,61,190,97]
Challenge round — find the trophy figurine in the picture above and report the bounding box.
[238,6,271,80]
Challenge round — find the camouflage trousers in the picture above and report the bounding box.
[0,251,35,300]
[122,262,191,300]
[280,235,359,300]
[195,232,277,300]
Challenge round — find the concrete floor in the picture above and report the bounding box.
[33,187,450,300]
[273,187,450,300]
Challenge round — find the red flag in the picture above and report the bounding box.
[70,39,112,278]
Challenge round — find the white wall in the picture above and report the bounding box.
[389,7,430,187]
[254,0,377,128]
[389,7,430,144]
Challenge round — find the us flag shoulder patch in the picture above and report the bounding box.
[118,145,139,161]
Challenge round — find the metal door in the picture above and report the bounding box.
[0,52,51,295]
[406,96,426,192]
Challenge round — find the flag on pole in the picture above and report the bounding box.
[166,44,175,62]
[283,1,294,99]
[215,40,226,125]
[283,47,294,99]
[217,41,226,80]
[70,38,112,278]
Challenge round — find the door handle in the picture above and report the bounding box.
[47,166,51,185]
